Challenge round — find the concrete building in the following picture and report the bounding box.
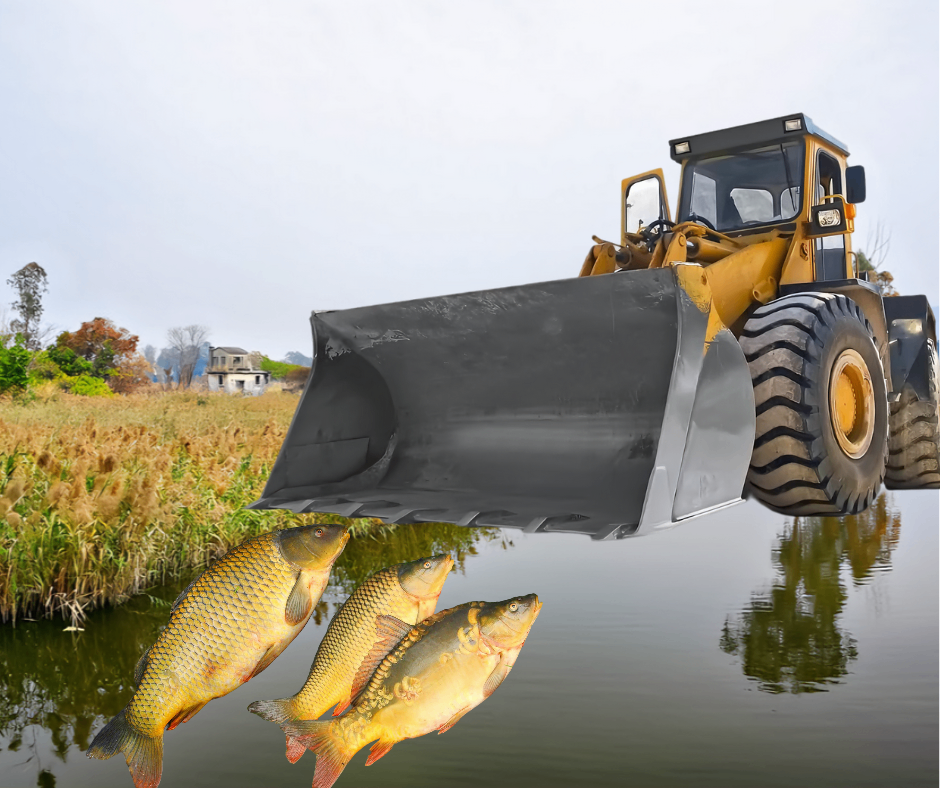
[207,346,270,395]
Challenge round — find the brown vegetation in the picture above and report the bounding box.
[0,388,382,625]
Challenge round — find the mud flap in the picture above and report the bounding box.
[250,266,755,539]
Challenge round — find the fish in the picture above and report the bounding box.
[281,594,541,788]
[86,524,349,788]
[247,553,455,763]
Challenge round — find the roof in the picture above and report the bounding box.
[213,346,249,354]
[668,113,849,162]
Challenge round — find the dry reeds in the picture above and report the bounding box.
[0,388,386,625]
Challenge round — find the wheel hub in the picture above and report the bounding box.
[829,349,875,459]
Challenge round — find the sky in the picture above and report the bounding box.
[0,1,937,359]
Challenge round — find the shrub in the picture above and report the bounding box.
[27,350,63,382]
[0,341,30,394]
[47,345,93,377]
[260,356,308,380]
[60,374,114,397]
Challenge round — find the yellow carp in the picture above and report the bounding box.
[282,594,541,788]
[248,554,454,763]
[86,524,349,788]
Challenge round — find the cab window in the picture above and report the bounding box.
[815,150,846,281]
[678,141,804,231]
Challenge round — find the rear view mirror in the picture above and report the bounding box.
[846,165,866,204]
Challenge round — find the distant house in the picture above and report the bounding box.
[207,346,270,395]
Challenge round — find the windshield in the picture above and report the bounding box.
[678,141,805,232]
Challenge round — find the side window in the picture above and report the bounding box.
[624,177,663,233]
[689,172,717,227]
[730,188,773,223]
[816,152,843,201]
[780,186,800,218]
[815,151,846,281]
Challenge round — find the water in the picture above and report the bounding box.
[1,492,936,788]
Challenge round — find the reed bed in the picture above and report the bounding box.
[0,387,385,625]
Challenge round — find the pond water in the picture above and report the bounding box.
[1,491,936,788]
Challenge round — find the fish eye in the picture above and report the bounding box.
[315,528,324,537]
[423,561,432,569]
[509,602,518,611]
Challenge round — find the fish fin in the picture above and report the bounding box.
[482,657,512,699]
[331,698,351,717]
[437,707,470,734]
[364,739,396,766]
[133,648,150,687]
[166,701,208,730]
[280,721,352,788]
[348,615,414,703]
[285,571,313,625]
[249,645,283,679]
[247,697,293,725]
[285,735,306,764]
[86,708,163,788]
[376,614,413,641]
[180,701,207,725]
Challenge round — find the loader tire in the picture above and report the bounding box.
[885,338,940,489]
[741,293,888,516]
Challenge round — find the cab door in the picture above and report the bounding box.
[621,169,671,247]
[812,149,849,281]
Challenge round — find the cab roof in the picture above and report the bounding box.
[668,113,849,162]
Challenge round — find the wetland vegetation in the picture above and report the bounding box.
[0,389,416,625]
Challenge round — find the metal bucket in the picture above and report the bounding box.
[250,265,755,539]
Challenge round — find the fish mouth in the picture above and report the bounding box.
[408,554,455,599]
[432,554,456,585]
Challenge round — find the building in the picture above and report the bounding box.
[206,346,270,395]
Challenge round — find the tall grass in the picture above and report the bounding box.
[0,387,387,625]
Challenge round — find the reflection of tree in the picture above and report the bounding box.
[0,523,499,783]
[842,494,901,585]
[720,494,901,694]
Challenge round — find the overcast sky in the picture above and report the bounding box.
[1,1,937,358]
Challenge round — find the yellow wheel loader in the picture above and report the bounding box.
[252,114,939,539]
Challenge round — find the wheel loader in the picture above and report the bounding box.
[251,113,939,539]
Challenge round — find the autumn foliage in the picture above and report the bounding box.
[55,318,149,393]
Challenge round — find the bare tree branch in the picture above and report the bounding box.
[166,325,210,388]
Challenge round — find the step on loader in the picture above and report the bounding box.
[251,114,939,539]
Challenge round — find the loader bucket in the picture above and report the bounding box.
[250,265,756,539]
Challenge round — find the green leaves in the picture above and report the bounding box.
[0,338,31,394]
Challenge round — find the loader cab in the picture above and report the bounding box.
[668,113,865,283]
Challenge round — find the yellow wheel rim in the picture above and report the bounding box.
[829,349,875,459]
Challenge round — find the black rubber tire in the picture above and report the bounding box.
[885,338,940,489]
[741,293,888,516]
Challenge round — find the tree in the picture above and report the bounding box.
[109,352,154,394]
[166,325,210,388]
[56,318,139,382]
[7,263,48,350]
[856,221,897,297]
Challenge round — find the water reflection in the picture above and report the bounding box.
[0,523,498,786]
[720,493,902,694]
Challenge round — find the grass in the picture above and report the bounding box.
[0,386,395,625]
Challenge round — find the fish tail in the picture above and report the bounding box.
[280,720,353,788]
[285,734,306,764]
[247,697,294,725]
[247,698,311,764]
[86,709,163,788]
